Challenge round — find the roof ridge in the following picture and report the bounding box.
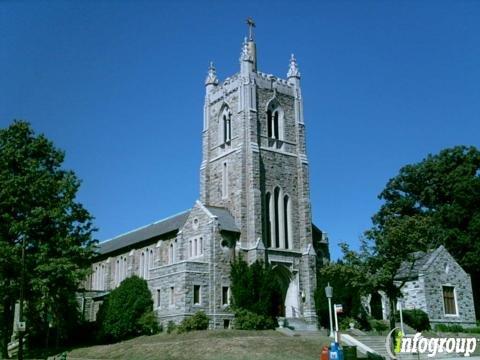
[100,209,191,244]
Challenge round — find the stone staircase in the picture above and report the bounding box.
[353,335,390,358]
[283,317,318,332]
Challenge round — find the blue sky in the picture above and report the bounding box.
[1,1,479,260]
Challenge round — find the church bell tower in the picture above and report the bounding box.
[200,20,318,323]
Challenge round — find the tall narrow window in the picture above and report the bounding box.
[266,192,272,248]
[149,249,154,269]
[284,195,290,249]
[222,162,228,198]
[222,286,230,306]
[193,285,201,305]
[169,244,173,264]
[157,289,161,308]
[174,240,177,262]
[223,115,228,143]
[443,286,457,315]
[267,110,273,138]
[189,240,192,258]
[100,264,105,290]
[227,113,231,142]
[170,286,175,305]
[116,259,120,285]
[193,238,198,257]
[123,257,127,280]
[266,102,284,143]
[273,111,279,139]
[220,106,232,145]
[199,237,203,255]
[144,249,149,279]
[274,187,280,248]
[93,266,98,290]
[140,252,145,278]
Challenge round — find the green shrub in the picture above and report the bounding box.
[466,327,480,334]
[369,319,389,333]
[233,308,276,330]
[137,311,160,335]
[166,321,177,334]
[402,309,430,331]
[435,324,480,334]
[435,324,464,333]
[177,311,210,333]
[96,276,154,342]
[340,317,360,330]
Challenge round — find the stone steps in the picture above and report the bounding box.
[282,317,318,332]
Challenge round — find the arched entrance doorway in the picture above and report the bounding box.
[370,291,383,320]
[270,263,299,318]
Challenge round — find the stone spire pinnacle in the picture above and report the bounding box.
[287,53,300,79]
[240,37,252,62]
[205,61,219,86]
[246,17,256,41]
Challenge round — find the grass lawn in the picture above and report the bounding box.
[67,330,330,360]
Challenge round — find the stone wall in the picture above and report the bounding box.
[422,249,476,327]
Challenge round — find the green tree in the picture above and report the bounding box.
[366,145,480,324]
[314,244,371,330]
[96,276,154,343]
[230,258,290,321]
[0,120,96,357]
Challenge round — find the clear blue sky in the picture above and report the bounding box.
[1,1,479,260]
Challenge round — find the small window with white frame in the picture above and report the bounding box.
[443,285,457,315]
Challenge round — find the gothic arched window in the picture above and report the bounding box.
[266,187,292,250]
[274,187,281,248]
[123,256,127,281]
[219,106,232,145]
[284,195,292,250]
[140,252,145,278]
[266,101,284,142]
[265,192,272,248]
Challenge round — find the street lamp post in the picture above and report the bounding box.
[18,234,26,360]
[325,283,333,338]
[398,299,405,335]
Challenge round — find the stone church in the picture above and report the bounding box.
[81,25,329,329]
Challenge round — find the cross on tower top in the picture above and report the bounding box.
[246,17,255,41]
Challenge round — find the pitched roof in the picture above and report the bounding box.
[97,210,190,255]
[204,206,240,233]
[96,204,240,256]
[395,246,445,280]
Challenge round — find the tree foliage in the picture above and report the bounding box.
[0,120,96,356]
[314,245,371,330]
[96,276,154,343]
[230,258,290,323]
[366,145,480,321]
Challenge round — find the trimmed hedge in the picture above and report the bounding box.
[435,324,480,334]
[234,309,276,330]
